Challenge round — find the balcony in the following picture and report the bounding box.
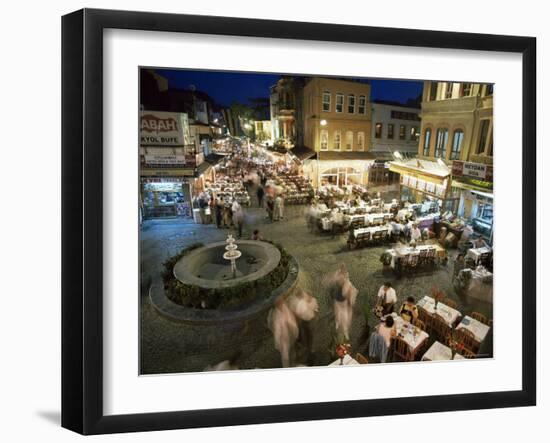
[422,95,480,114]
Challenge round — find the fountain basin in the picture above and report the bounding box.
[173,240,281,290]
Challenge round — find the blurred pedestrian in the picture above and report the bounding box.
[288,289,319,364]
[268,297,299,368]
[257,186,265,207]
[234,206,245,238]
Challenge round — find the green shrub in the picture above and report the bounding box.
[162,242,291,310]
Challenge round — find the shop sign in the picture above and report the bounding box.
[144,154,186,165]
[452,161,493,182]
[140,111,189,146]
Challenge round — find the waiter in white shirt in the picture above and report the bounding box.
[410,223,422,245]
[376,282,397,316]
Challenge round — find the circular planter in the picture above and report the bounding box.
[150,254,299,325]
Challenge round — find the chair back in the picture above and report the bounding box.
[417,305,432,331]
[432,313,451,344]
[355,353,369,364]
[390,335,413,362]
[471,311,489,325]
[414,319,426,332]
[408,254,419,267]
[454,327,480,354]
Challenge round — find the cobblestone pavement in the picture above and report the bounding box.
[140,201,493,374]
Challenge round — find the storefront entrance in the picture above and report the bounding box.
[141,178,191,219]
[320,166,362,187]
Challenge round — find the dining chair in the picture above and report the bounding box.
[471,311,490,325]
[389,335,414,362]
[417,305,432,331]
[431,313,452,345]
[414,318,426,332]
[454,327,480,354]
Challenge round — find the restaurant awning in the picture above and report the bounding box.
[290,145,317,161]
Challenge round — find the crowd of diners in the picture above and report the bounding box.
[192,144,493,370]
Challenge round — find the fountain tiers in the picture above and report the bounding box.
[173,240,281,290]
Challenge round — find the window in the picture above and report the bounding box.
[333,131,341,150]
[357,131,365,151]
[320,129,328,151]
[450,129,464,160]
[477,120,490,154]
[423,128,432,156]
[322,91,331,112]
[445,82,453,99]
[345,131,353,150]
[410,126,419,142]
[336,93,344,113]
[486,134,493,156]
[485,84,494,96]
[460,83,472,97]
[358,95,366,114]
[387,124,394,139]
[375,123,383,139]
[347,95,356,113]
[435,128,449,158]
[429,82,438,101]
[399,125,406,140]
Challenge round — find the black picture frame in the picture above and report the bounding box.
[62,8,537,435]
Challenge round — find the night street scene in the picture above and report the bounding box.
[139,68,494,374]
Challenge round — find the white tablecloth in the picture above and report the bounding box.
[417,295,462,327]
[422,341,465,361]
[456,316,490,342]
[466,246,492,263]
[386,244,446,269]
[329,354,360,366]
[391,313,429,352]
[353,225,391,238]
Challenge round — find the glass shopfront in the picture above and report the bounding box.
[141,178,191,219]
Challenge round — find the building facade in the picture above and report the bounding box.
[269,77,304,148]
[391,81,495,241]
[418,81,493,165]
[370,102,421,156]
[254,120,273,143]
[301,77,374,187]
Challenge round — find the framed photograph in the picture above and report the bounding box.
[62,8,536,435]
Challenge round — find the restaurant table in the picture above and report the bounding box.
[466,246,492,264]
[329,354,360,366]
[352,225,391,238]
[417,295,462,327]
[415,213,440,230]
[366,212,393,225]
[456,316,490,343]
[422,341,466,361]
[386,243,447,269]
[390,313,429,355]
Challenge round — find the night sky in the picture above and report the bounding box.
[155,68,423,107]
